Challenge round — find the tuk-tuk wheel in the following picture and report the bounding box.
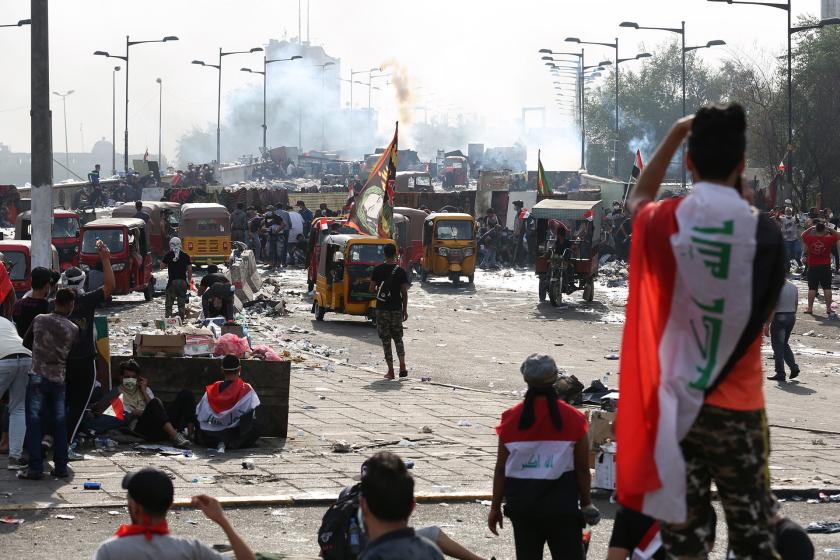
[307,280,314,292]
[420,269,428,283]
[144,282,154,302]
[583,280,594,302]
[314,302,326,321]
[467,275,474,285]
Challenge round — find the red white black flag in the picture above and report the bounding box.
[631,149,644,180]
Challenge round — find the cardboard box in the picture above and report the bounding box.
[184,334,216,357]
[586,410,616,451]
[593,442,616,490]
[134,333,186,357]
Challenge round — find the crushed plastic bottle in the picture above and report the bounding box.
[216,442,226,454]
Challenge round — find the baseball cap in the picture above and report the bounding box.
[222,354,241,371]
[520,354,559,387]
[121,468,174,515]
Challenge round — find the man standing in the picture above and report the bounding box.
[780,208,802,271]
[297,201,314,237]
[766,278,800,383]
[246,208,263,259]
[512,200,528,268]
[195,355,261,450]
[0,316,32,470]
[370,244,410,379]
[18,288,79,480]
[88,164,103,207]
[618,105,785,558]
[161,238,191,321]
[93,468,256,560]
[287,206,304,265]
[275,205,292,267]
[133,200,151,225]
[801,221,840,317]
[230,202,248,244]
[12,266,51,337]
[61,241,115,452]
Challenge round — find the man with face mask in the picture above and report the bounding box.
[161,237,192,321]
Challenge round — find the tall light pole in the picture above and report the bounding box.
[367,71,391,110]
[52,90,74,179]
[112,66,120,175]
[620,21,725,188]
[312,62,335,151]
[156,77,162,169]
[193,46,263,166]
[241,55,302,157]
[94,35,178,174]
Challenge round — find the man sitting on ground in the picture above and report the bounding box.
[93,467,255,560]
[195,355,261,450]
[359,451,443,560]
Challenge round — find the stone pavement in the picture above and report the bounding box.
[2,356,839,512]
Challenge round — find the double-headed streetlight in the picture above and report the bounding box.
[111,66,121,175]
[620,21,725,187]
[94,35,178,173]
[193,46,263,166]
[350,67,379,111]
[367,72,391,110]
[52,90,74,179]
[241,55,303,157]
[709,0,840,206]
[313,62,336,151]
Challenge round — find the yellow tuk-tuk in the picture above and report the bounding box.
[420,213,477,286]
[179,203,231,265]
[313,234,398,322]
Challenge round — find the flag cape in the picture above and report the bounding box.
[347,123,398,238]
[616,182,780,523]
[537,150,552,196]
[196,379,260,432]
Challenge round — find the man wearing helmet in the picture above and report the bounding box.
[161,237,192,321]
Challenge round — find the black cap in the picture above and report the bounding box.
[121,468,174,515]
[222,354,241,371]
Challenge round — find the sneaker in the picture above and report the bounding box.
[67,449,86,462]
[17,469,44,481]
[766,374,786,382]
[172,433,192,449]
[7,456,28,470]
[790,369,800,380]
[398,369,408,378]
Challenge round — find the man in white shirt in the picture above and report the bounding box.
[0,317,31,470]
[766,278,800,383]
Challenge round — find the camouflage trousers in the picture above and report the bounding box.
[375,309,405,364]
[661,405,779,560]
[165,279,188,320]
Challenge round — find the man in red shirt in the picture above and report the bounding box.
[801,221,840,317]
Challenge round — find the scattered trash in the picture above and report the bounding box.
[812,438,826,446]
[55,514,75,520]
[806,521,840,533]
[478,500,492,506]
[803,330,815,337]
[269,510,288,517]
[83,481,102,490]
[0,517,24,525]
[302,405,316,410]
[332,440,352,453]
[405,460,415,469]
[604,353,620,360]
[216,442,226,454]
[318,395,326,400]
[397,439,418,447]
[296,429,305,438]
[191,476,216,484]
[457,420,472,427]
[107,511,121,516]
[186,519,198,525]
[242,460,255,470]
[420,376,432,382]
[420,425,433,434]
[136,444,188,456]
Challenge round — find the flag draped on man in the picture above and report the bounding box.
[616,183,784,523]
[347,123,398,238]
[537,150,552,196]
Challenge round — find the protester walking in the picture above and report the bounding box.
[802,221,840,318]
[162,237,191,321]
[231,202,248,244]
[619,105,785,558]
[488,354,596,560]
[18,288,79,480]
[369,244,410,379]
[0,316,32,470]
[766,278,801,383]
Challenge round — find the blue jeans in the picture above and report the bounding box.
[770,312,799,378]
[784,239,801,268]
[26,374,68,474]
[247,231,261,259]
[269,235,287,266]
[0,356,31,459]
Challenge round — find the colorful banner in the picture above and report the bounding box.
[537,149,552,196]
[348,122,399,238]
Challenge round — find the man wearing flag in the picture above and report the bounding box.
[619,104,785,558]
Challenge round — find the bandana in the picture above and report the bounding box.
[60,268,86,295]
[115,520,169,541]
[169,238,182,262]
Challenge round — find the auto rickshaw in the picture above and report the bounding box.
[179,203,232,265]
[394,207,426,275]
[312,234,398,322]
[79,217,155,300]
[112,201,170,260]
[532,199,603,305]
[419,212,478,286]
[15,209,81,270]
[0,241,59,297]
[395,171,434,193]
[306,216,347,292]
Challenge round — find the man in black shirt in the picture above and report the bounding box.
[133,200,151,225]
[369,244,410,379]
[161,237,192,320]
[12,266,51,337]
[197,265,233,320]
[61,240,115,451]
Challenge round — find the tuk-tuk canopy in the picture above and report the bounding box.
[0,240,60,278]
[394,207,427,241]
[425,212,474,222]
[15,209,80,240]
[180,203,230,237]
[181,203,229,220]
[81,217,148,254]
[530,199,603,221]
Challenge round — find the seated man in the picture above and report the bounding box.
[196,355,261,450]
[359,451,443,560]
[93,467,256,560]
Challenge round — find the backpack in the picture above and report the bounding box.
[375,265,399,304]
[318,484,366,560]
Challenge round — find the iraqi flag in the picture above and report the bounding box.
[347,122,398,238]
[631,149,644,181]
[102,394,125,420]
[616,182,785,523]
[196,378,260,432]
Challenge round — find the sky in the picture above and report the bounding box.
[0,0,824,163]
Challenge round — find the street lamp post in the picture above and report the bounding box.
[94,35,178,174]
[156,78,162,170]
[368,72,391,110]
[350,67,378,111]
[193,46,263,166]
[314,62,336,150]
[112,66,120,175]
[241,55,302,157]
[541,49,586,169]
[52,90,74,179]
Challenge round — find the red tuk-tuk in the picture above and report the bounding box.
[394,207,426,274]
[15,209,81,270]
[79,218,155,300]
[112,201,171,261]
[306,216,347,292]
[0,240,60,297]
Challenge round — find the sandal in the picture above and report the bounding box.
[17,470,44,481]
[383,372,395,380]
[398,370,408,378]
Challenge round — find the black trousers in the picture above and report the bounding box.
[165,389,197,431]
[198,409,261,449]
[133,390,197,441]
[65,357,96,444]
[508,514,585,560]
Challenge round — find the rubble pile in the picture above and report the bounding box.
[598,260,629,288]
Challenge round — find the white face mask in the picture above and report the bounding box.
[122,377,137,389]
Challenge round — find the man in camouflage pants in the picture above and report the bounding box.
[370,244,410,379]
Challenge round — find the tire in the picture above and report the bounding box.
[144,282,154,302]
[549,270,563,307]
[452,275,461,287]
[420,269,428,283]
[583,280,594,302]
[467,275,474,284]
[314,302,326,321]
[307,280,314,292]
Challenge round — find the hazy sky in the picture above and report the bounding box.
[0,0,823,161]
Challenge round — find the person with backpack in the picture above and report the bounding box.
[369,245,410,379]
